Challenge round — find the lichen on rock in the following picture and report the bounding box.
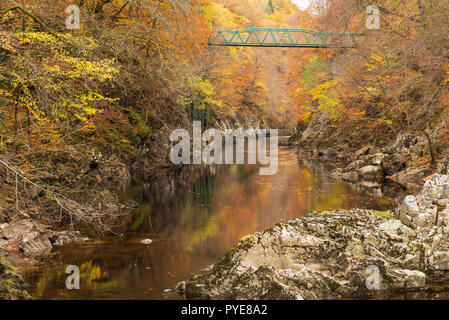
[0,219,85,255]
[178,174,449,300]
[398,174,449,272]
[0,255,32,300]
[177,209,425,300]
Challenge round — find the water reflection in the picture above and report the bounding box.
[24,147,401,300]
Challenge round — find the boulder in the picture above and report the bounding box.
[360,165,383,179]
[178,175,449,299]
[0,220,51,254]
[332,153,388,182]
[388,166,434,188]
[397,174,449,272]
[331,133,432,186]
[177,209,425,300]
[0,219,86,255]
[382,152,408,176]
[352,145,373,160]
[438,155,449,175]
[0,255,32,300]
[301,113,329,140]
[398,175,449,231]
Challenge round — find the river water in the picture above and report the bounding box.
[23,147,408,300]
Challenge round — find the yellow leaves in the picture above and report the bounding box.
[363,86,381,96]
[299,111,313,125]
[364,52,390,72]
[255,81,268,92]
[60,91,117,123]
[443,65,449,85]
[308,80,343,121]
[83,107,98,116]
[202,2,237,29]
[309,80,335,97]
[0,34,16,54]
[184,76,222,109]
[17,32,56,45]
[16,32,98,54]
[377,118,393,125]
[46,54,119,82]
[5,30,120,129]
[369,53,386,65]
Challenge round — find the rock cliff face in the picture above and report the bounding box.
[177,175,449,300]
[398,175,449,273]
[331,134,434,187]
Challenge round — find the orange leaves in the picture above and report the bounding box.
[444,65,449,86]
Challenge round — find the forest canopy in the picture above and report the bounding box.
[0,0,448,221]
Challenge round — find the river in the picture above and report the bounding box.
[23,147,408,299]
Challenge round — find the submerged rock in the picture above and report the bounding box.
[178,174,449,300]
[140,239,153,245]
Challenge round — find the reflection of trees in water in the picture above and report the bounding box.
[25,258,111,299]
[300,158,409,208]
[24,163,239,299]
[118,165,228,236]
[25,242,165,299]
[25,151,413,300]
[190,164,260,207]
[192,176,213,207]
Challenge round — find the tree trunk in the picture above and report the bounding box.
[425,131,436,166]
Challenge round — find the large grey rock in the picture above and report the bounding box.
[421,175,449,200]
[177,174,449,300]
[179,175,449,300]
[398,270,426,288]
[0,255,32,300]
[399,175,449,232]
[397,174,449,272]
[0,219,84,255]
[332,133,431,185]
[0,220,52,254]
[332,153,388,182]
[177,209,426,300]
[438,155,449,175]
[398,174,449,231]
[301,113,330,141]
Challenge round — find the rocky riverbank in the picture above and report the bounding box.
[0,255,31,300]
[288,110,449,191]
[0,155,141,299]
[330,134,437,189]
[0,211,92,299]
[177,174,449,300]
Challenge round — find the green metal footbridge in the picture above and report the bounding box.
[209,28,360,48]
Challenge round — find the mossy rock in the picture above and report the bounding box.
[0,255,32,300]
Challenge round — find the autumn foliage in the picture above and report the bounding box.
[0,0,448,220]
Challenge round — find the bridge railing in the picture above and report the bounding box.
[209,28,359,48]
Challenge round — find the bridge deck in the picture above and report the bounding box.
[209,28,359,48]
